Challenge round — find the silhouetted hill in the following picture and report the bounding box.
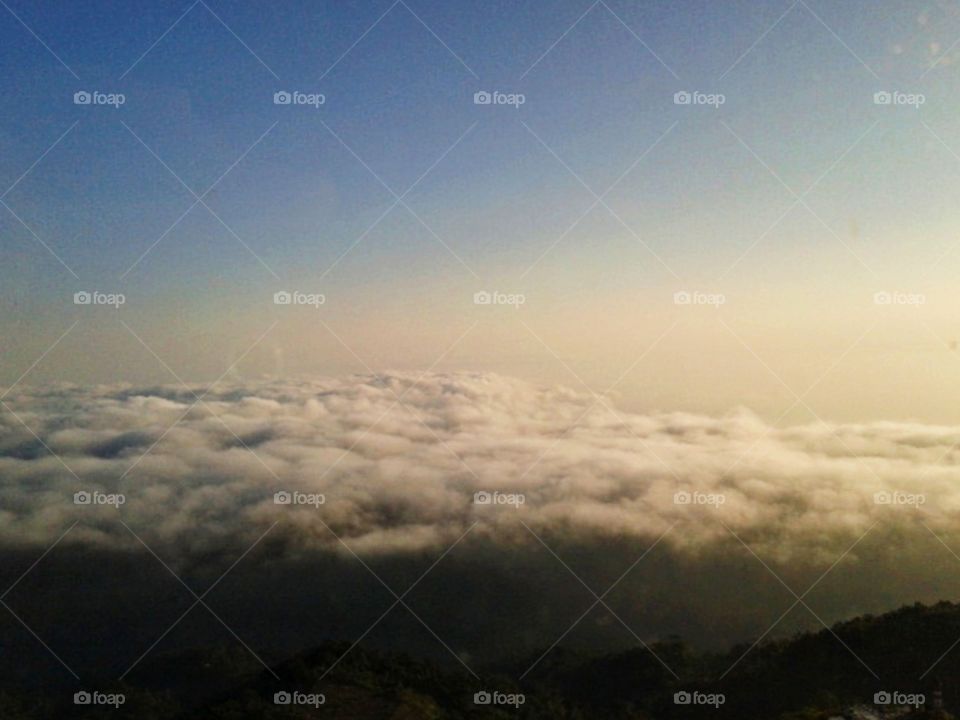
[6,601,960,718]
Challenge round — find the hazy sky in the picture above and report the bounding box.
[4,0,960,421]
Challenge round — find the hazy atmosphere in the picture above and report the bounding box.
[4,1,960,718]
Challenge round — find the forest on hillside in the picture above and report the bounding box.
[4,600,960,719]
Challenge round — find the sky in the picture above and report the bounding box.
[4,0,960,422]
[9,2,960,688]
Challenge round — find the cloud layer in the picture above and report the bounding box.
[3,372,960,565]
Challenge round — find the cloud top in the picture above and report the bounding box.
[2,373,958,562]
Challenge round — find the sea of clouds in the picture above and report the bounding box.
[2,372,959,565]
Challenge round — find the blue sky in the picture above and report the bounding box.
[4,0,960,421]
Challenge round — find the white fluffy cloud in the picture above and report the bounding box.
[2,373,959,561]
